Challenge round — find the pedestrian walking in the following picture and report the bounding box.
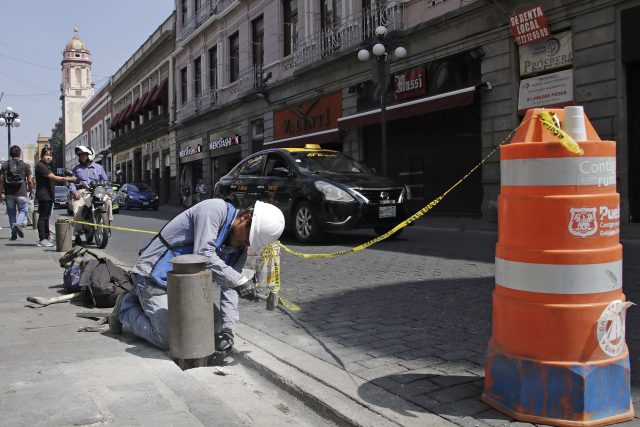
[195,178,206,204]
[108,199,285,353]
[35,147,77,247]
[0,145,34,241]
[181,183,192,208]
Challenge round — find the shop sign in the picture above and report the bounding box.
[518,69,573,112]
[115,151,130,163]
[274,92,341,140]
[510,5,550,46]
[393,67,426,100]
[209,134,241,151]
[519,31,572,76]
[179,138,203,158]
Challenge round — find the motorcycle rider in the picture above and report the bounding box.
[108,199,285,353]
[69,146,113,245]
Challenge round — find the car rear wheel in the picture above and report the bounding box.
[294,202,321,243]
[373,226,403,239]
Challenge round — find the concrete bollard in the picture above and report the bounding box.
[32,209,38,230]
[55,219,72,252]
[167,254,214,370]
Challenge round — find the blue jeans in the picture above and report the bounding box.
[5,195,29,237]
[119,274,239,350]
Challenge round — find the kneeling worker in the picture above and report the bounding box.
[109,199,285,352]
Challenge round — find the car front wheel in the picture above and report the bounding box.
[293,202,321,243]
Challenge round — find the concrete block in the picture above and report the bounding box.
[574,24,615,50]
[573,42,616,67]
[574,61,616,85]
[572,6,615,33]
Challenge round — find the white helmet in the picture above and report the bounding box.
[75,145,95,161]
[249,201,285,249]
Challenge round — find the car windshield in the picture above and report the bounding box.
[290,151,370,174]
[129,184,152,192]
[54,187,68,196]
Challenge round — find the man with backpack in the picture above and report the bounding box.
[0,145,34,240]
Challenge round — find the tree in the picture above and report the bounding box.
[50,117,64,169]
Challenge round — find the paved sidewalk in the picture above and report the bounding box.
[0,216,337,427]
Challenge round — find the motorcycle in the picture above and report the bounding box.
[74,180,113,249]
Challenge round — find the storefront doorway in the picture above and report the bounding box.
[364,103,482,216]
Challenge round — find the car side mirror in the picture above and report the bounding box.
[272,167,292,178]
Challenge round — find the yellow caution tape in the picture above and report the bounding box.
[259,243,300,312]
[538,110,584,155]
[62,219,157,234]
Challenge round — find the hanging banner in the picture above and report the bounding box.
[518,69,574,113]
[510,5,551,46]
[519,31,572,76]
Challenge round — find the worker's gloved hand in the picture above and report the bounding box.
[235,281,258,301]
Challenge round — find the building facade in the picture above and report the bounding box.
[81,83,113,176]
[60,27,94,166]
[110,13,177,204]
[170,0,638,223]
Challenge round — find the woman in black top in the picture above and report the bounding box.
[35,147,76,247]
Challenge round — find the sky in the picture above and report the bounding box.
[0,0,175,160]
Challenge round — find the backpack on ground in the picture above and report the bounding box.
[5,159,25,187]
[80,258,134,308]
[59,247,134,308]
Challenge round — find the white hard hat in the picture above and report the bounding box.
[75,145,95,161]
[249,201,285,249]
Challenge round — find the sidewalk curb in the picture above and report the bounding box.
[235,324,455,427]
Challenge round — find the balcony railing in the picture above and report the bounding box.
[111,113,170,152]
[179,0,239,41]
[294,2,406,68]
[176,65,262,123]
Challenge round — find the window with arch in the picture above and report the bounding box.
[283,0,297,57]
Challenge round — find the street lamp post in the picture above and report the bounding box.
[358,25,406,177]
[0,106,22,158]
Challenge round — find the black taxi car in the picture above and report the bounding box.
[213,144,410,243]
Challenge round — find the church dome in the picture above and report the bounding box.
[65,27,88,51]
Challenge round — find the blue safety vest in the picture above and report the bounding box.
[149,202,241,287]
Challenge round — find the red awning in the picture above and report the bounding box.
[146,78,169,107]
[337,86,476,130]
[109,111,122,130]
[264,128,340,149]
[127,98,140,119]
[142,85,158,110]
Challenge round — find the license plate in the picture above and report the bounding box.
[379,206,396,218]
[143,202,149,206]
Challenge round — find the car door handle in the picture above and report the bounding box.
[257,185,265,189]
[230,185,237,189]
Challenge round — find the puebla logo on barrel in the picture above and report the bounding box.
[568,207,597,237]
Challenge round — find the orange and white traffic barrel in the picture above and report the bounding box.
[482,108,634,426]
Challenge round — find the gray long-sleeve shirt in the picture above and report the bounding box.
[132,199,246,288]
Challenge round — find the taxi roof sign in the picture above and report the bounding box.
[304,144,322,150]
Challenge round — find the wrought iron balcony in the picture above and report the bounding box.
[176,65,262,123]
[178,0,239,41]
[111,113,170,152]
[294,2,406,69]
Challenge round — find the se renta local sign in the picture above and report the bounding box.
[510,5,551,46]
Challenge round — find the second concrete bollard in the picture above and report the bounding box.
[167,254,214,370]
[55,219,72,252]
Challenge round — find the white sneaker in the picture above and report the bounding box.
[37,239,54,247]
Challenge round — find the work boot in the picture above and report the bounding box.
[215,328,234,352]
[108,292,126,334]
[14,224,24,238]
[74,235,82,246]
